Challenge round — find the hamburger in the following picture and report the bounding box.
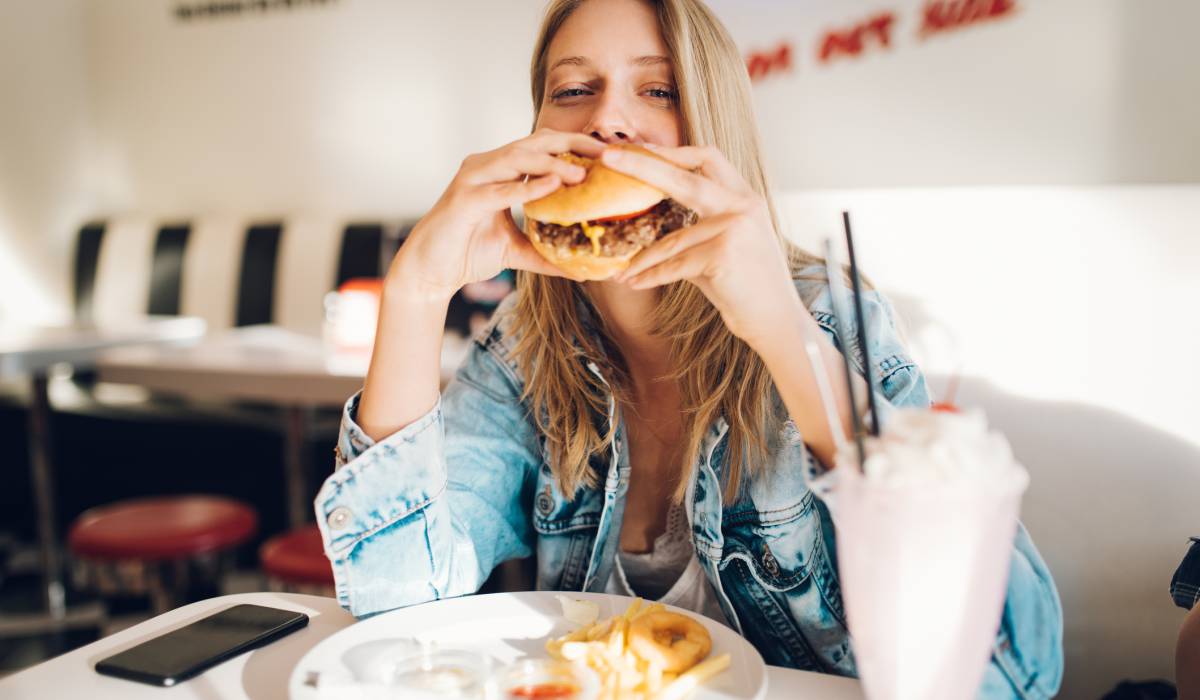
[523,144,698,281]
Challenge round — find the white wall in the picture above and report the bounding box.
[70,14,1200,227]
[78,0,1200,219]
[716,0,1200,188]
[781,186,1200,452]
[0,0,94,323]
[83,0,545,218]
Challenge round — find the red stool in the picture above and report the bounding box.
[259,525,334,594]
[68,495,258,613]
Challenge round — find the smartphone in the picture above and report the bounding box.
[95,603,309,686]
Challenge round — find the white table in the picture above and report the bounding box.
[95,326,371,408]
[0,592,864,700]
[0,316,206,629]
[0,317,205,377]
[95,326,472,528]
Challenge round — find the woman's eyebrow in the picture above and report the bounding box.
[548,56,588,72]
[548,55,672,72]
[631,55,670,67]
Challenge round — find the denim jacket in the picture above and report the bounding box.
[316,267,1064,699]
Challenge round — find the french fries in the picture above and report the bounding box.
[546,598,730,700]
[655,654,732,700]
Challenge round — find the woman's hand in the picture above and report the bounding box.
[601,144,804,348]
[388,128,605,305]
[603,145,864,467]
[360,130,602,440]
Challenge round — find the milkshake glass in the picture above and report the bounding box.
[814,408,1029,700]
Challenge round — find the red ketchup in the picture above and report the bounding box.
[506,682,580,699]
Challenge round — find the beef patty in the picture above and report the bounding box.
[530,199,697,257]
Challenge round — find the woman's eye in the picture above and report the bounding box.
[644,88,678,102]
[551,88,590,101]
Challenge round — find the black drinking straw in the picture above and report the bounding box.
[843,211,881,438]
[823,239,867,471]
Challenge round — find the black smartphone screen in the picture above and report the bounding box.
[95,604,309,686]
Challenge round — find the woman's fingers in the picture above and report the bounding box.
[460,129,603,200]
[457,128,601,186]
[501,223,571,278]
[624,236,726,290]
[527,128,606,158]
[598,147,734,217]
[506,242,570,278]
[614,215,733,282]
[487,174,563,209]
[641,143,746,192]
[466,148,585,187]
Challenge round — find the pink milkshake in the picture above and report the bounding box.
[814,408,1029,700]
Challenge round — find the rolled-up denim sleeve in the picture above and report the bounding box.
[804,278,930,404]
[315,341,539,618]
[799,278,931,483]
[332,392,378,470]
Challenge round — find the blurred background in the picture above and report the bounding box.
[0,0,1197,696]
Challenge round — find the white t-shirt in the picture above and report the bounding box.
[604,501,729,626]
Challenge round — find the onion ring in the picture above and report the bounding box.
[627,611,712,673]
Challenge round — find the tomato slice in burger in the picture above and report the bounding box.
[592,204,657,223]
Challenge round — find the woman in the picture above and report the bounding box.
[316,0,1063,696]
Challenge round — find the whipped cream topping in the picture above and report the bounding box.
[847,408,1026,488]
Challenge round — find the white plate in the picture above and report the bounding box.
[288,591,767,699]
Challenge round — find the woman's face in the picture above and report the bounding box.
[536,0,683,148]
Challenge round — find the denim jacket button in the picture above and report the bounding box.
[762,544,780,577]
[327,506,352,531]
[536,485,554,516]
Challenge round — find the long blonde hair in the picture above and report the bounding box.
[512,0,824,501]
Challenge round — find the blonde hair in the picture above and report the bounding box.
[513,0,824,501]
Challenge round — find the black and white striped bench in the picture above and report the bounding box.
[73,216,405,333]
[0,217,411,542]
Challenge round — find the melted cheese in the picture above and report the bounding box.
[581,223,606,256]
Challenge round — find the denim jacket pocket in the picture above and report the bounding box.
[530,461,605,535]
[532,502,602,535]
[531,467,602,591]
[723,490,817,590]
[719,490,853,674]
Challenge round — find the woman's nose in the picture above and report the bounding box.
[585,96,637,144]
[590,126,630,144]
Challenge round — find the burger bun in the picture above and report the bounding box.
[523,144,667,225]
